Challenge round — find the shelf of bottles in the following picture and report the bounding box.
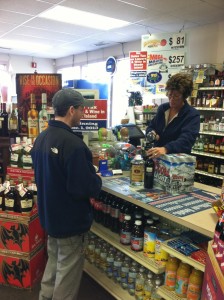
[84,260,134,300]
[199,130,224,136]
[161,239,205,272]
[91,222,165,275]
[192,150,224,160]
[157,286,181,300]
[198,87,224,91]
[195,169,224,180]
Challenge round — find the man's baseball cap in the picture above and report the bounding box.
[52,88,94,109]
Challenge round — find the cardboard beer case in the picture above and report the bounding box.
[0,245,46,289]
[0,205,46,256]
[153,153,196,194]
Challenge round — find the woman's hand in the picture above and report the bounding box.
[146,147,167,158]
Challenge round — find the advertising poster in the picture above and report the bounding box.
[141,32,186,95]
[129,51,148,78]
[16,73,62,133]
[73,99,107,131]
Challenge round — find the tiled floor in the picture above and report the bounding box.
[0,272,116,300]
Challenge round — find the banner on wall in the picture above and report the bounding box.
[16,73,62,133]
[73,99,107,131]
[129,51,148,78]
[141,32,187,95]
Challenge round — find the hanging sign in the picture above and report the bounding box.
[168,52,185,67]
[130,51,147,78]
[170,33,185,49]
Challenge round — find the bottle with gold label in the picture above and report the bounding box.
[39,93,49,133]
[130,154,144,186]
[28,93,38,138]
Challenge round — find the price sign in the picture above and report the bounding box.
[169,33,185,48]
[168,52,185,67]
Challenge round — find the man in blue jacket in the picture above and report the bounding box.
[31,89,102,300]
[146,73,200,158]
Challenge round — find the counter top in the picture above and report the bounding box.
[101,175,220,238]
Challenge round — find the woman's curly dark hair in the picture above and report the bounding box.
[165,73,193,99]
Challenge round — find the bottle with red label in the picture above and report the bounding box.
[120,215,132,245]
[131,219,144,251]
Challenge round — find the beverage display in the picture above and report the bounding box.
[120,214,132,245]
[39,93,49,133]
[175,261,191,297]
[27,93,38,138]
[131,219,144,252]
[186,268,203,300]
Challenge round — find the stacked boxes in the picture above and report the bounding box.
[0,200,46,289]
[153,154,196,194]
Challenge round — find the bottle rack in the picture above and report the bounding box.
[84,260,134,300]
[91,222,165,274]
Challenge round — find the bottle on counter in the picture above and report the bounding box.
[130,154,144,186]
[144,155,154,189]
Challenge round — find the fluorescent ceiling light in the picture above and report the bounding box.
[0,39,51,51]
[39,6,130,30]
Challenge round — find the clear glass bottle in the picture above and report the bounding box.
[28,93,39,138]
[39,93,49,133]
[120,256,131,289]
[143,270,154,300]
[128,261,139,296]
[135,266,146,300]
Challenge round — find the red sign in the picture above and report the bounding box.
[130,51,147,78]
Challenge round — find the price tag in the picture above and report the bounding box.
[168,52,185,67]
[170,33,185,48]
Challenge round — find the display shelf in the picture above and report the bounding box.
[195,169,223,180]
[91,222,165,274]
[84,260,134,300]
[191,150,224,160]
[157,286,183,300]
[195,107,224,111]
[198,87,224,91]
[161,239,205,272]
[199,130,224,136]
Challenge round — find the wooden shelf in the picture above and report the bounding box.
[195,169,223,180]
[191,150,224,160]
[199,130,224,136]
[161,239,205,272]
[195,107,224,111]
[198,87,224,91]
[84,260,134,300]
[91,222,165,274]
[157,286,183,300]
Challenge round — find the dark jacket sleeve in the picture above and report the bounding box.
[65,146,102,199]
[164,111,200,154]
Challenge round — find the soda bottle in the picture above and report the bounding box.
[94,238,102,268]
[144,156,154,189]
[164,255,179,291]
[120,215,132,245]
[120,256,131,289]
[99,242,108,273]
[135,266,146,300]
[127,261,139,296]
[106,247,115,278]
[118,200,131,229]
[186,268,203,300]
[103,193,112,228]
[131,220,144,252]
[151,275,163,300]
[175,262,191,298]
[101,191,108,225]
[143,219,157,258]
[113,251,123,284]
[143,270,154,300]
[110,197,121,233]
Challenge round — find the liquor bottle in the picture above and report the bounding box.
[220,137,224,155]
[8,103,18,136]
[4,179,20,213]
[28,93,38,138]
[203,137,209,152]
[16,182,33,214]
[208,136,215,153]
[144,156,154,189]
[0,102,9,137]
[214,138,221,154]
[219,117,224,132]
[39,93,49,133]
[21,138,33,169]
[10,137,23,168]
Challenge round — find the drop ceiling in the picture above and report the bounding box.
[0,0,223,59]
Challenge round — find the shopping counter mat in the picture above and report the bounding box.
[102,177,219,217]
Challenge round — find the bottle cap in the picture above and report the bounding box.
[124,215,131,220]
[135,220,142,225]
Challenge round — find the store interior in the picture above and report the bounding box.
[0,1,224,300]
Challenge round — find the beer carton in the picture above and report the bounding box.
[153,153,196,194]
